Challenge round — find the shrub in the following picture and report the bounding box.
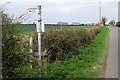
[31,27,102,63]
[116,21,120,27]
[101,17,107,26]
[2,13,37,79]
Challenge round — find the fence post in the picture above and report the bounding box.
[29,36,33,69]
[30,36,33,53]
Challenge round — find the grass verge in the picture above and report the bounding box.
[45,27,110,78]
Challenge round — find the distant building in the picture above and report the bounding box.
[57,21,69,25]
[71,22,80,25]
[109,20,115,26]
[86,23,96,26]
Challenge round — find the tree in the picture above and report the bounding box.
[116,21,120,27]
[101,17,107,26]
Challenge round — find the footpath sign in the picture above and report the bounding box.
[26,8,39,13]
[26,5,44,78]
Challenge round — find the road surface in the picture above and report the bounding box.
[105,26,118,78]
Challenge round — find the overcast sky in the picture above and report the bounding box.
[0,0,119,24]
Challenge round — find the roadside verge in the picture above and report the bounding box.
[46,27,110,78]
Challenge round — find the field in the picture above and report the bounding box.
[18,24,94,33]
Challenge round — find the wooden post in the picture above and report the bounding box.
[29,36,33,69]
[30,36,33,54]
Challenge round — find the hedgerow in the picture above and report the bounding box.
[2,13,38,79]
[31,27,102,63]
[46,27,109,78]
[2,12,102,79]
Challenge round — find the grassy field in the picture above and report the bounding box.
[18,25,93,33]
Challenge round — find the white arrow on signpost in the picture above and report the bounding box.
[26,5,44,78]
[26,8,39,14]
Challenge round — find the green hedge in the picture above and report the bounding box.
[18,27,102,64]
[31,27,102,63]
[116,22,120,27]
[2,26,102,78]
[46,27,109,78]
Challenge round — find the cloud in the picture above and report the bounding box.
[0,0,118,23]
[0,0,119,4]
[44,4,84,14]
[42,0,119,4]
[43,2,100,15]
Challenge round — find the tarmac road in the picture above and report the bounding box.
[105,26,118,78]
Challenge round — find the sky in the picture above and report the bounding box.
[0,0,119,24]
